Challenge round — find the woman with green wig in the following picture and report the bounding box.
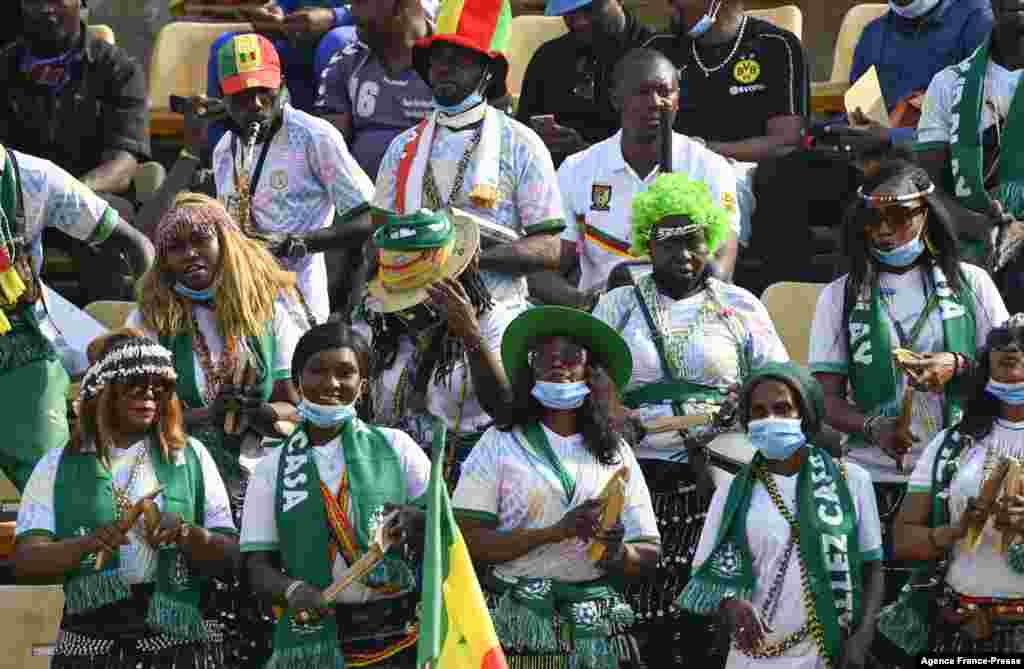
[591,172,789,666]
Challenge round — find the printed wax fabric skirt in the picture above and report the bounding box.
[624,459,722,667]
[192,427,275,669]
[52,584,225,669]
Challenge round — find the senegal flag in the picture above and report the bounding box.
[417,421,508,669]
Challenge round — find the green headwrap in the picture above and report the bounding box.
[630,173,730,256]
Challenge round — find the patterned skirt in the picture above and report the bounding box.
[931,585,1024,657]
[623,459,723,667]
[51,585,226,669]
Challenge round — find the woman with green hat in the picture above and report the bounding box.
[354,207,515,484]
[590,172,788,662]
[452,304,660,669]
[682,362,885,669]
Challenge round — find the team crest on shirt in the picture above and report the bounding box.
[270,169,288,190]
[591,184,612,212]
[733,58,761,84]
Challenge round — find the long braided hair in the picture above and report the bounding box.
[365,258,493,408]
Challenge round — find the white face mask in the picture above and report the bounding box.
[687,0,723,38]
[888,0,941,20]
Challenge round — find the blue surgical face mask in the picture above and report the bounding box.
[297,398,357,428]
[748,417,806,461]
[174,282,215,302]
[436,91,484,116]
[531,381,591,411]
[687,0,722,38]
[986,379,1024,406]
[889,0,941,20]
[871,234,925,268]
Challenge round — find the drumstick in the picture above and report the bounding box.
[224,353,255,435]
[641,414,712,434]
[1001,460,1024,553]
[322,510,398,603]
[963,459,1011,553]
[95,486,164,570]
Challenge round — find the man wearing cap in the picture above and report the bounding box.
[530,47,741,310]
[453,304,660,668]
[516,0,655,167]
[374,0,565,315]
[210,33,375,324]
[316,0,437,180]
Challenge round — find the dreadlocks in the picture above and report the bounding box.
[366,259,493,394]
[137,192,298,339]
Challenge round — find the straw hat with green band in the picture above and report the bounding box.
[411,0,512,100]
[501,306,633,390]
[366,207,481,314]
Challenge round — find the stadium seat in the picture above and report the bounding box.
[811,4,888,114]
[0,586,65,669]
[760,281,826,367]
[84,300,136,330]
[506,15,568,103]
[147,21,252,137]
[747,5,803,41]
[87,24,115,46]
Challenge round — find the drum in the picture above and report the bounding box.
[706,432,755,489]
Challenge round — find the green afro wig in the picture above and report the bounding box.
[630,173,731,256]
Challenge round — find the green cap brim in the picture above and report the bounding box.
[501,306,632,390]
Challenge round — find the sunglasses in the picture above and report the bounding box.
[117,376,174,399]
[864,205,928,229]
[529,340,589,370]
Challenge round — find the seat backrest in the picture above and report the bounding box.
[87,24,115,46]
[147,21,252,112]
[0,586,65,669]
[830,4,888,84]
[747,5,803,41]
[760,281,826,368]
[84,300,136,330]
[506,15,569,99]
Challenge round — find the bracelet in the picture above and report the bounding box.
[284,580,303,601]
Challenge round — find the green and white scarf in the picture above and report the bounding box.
[53,439,208,641]
[679,447,863,664]
[844,264,975,448]
[494,422,634,669]
[268,421,413,669]
[877,428,967,655]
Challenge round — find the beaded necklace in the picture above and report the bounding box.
[692,14,749,78]
[423,122,484,211]
[111,441,149,520]
[188,307,240,405]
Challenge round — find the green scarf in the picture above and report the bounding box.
[269,420,413,669]
[54,439,208,641]
[161,326,275,480]
[877,428,966,655]
[844,264,975,448]
[490,573,635,669]
[516,422,576,505]
[679,448,863,664]
[946,39,1024,263]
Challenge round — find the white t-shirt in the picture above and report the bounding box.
[693,460,883,669]
[452,423,660,583]
[592,279,788,461]
[212,104,375,323]
[807,264,1008,482]
[126,298,303,400]
[239,427,430,604]
[354,301,519,439]
[16,438,236,585]
[909,422,1024,599]
[559,131,742,292]
[917,58,1024,146]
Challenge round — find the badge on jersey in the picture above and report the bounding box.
[733,58,761,85]
[591,184,612,212]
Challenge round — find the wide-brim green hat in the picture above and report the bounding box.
[501,306,633,390]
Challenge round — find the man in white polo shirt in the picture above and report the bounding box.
[530,48,740,309]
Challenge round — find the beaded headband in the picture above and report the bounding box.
[857,182,935,206]
[80,338,178,401]
[154,203,240,255]
[653,223,702,241]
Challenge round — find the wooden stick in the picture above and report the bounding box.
[322,545,385,603]
[589,467,629,561]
